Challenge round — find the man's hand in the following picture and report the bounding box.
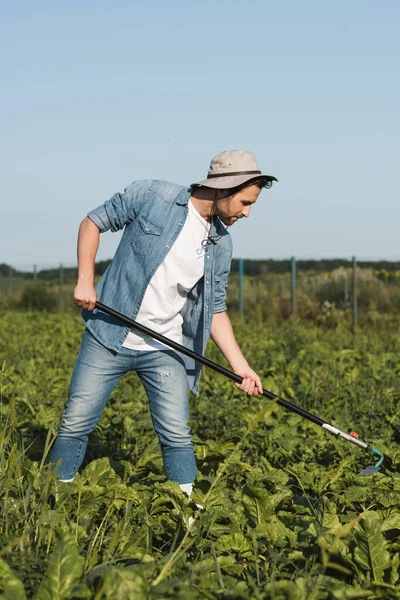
[73,281,98,311]
[234,362,263,396]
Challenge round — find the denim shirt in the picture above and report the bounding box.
[83,179,233,394]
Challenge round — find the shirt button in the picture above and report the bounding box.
[167,245,170,248]
[152,266,156,270]
[205,305,208,309]
[145,228,149,232]
[206,280,209,284]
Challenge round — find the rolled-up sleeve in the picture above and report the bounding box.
[214,261,232,313]
[87,179,151,233]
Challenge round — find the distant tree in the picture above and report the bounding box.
[0,263,20,277]
[4,258,400,281]
[230,258,400,274]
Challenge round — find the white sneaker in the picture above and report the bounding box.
[185,503,204,529]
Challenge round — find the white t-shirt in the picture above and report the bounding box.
[122,200,210,351]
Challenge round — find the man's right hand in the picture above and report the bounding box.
[73,282,98,311]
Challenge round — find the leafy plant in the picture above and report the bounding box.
[1,312,400,598]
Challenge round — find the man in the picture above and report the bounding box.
[50,149,277,501]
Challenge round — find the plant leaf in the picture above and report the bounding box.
[390,553,400,585]
[353,516,391,582]
[0,558,27,600]
[36,530,84,600]
[382,513,400,533]
[86,565,149,599]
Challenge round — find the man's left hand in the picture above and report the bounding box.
[234,364,263,396]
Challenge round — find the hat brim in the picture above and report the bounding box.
[190,173,278,190]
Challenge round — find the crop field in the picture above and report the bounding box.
[1,311,400,599]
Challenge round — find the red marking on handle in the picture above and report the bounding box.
[350,431,359,438]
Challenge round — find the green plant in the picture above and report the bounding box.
[18,282,57,312]
[0,312,400,598]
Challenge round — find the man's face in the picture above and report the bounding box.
[215,184,262,226]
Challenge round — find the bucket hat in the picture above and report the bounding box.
[191,150,277,189]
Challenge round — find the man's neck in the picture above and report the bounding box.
[189,196,213,222]
[189,188,218,222]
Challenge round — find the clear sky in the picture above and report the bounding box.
[1,0,399,268]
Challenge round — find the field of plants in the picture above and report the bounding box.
[1,310,400,599]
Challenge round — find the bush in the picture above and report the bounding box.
[19,282,57,312]
[316,300,346,329]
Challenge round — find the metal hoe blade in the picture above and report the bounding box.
[358,449,384,476]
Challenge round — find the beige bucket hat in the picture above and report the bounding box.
[191,149,277,189]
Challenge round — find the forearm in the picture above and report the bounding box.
[211,311,263,396]
[73,217,100,310]
[210,311,248,370]
[77,217,100,285]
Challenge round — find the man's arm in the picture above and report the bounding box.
[211,311,263,396]
[73,217,100,311]
[72,180,152,311]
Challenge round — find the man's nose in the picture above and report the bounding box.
[241,207,251,218]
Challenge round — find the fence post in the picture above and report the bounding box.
[33,264,37,281]
[291,256,296,320]
[238,258,244,315]
[352,256,357,335]
[59,264,64,311]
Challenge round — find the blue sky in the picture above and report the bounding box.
[1,0,399,268]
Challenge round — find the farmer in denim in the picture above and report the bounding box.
[50,150,277,498]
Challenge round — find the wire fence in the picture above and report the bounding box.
[230,257,400,328]
[0,263,78,312]
[1,259,400,329]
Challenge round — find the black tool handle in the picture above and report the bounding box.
[95,301,325,426]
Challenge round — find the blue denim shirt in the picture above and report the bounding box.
[83,179,233,394]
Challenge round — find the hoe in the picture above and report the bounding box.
[95,301,384,476]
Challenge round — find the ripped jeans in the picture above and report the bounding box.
[50,329,196,484]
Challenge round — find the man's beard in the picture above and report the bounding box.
[214,198,235,226]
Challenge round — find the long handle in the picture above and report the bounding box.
[95,301,370,451]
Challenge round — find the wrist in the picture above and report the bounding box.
[231,359,250,372]
[77,274,94,284]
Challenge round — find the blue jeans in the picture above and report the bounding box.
[50,329,196,484]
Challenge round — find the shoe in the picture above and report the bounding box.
[185,502,204,530]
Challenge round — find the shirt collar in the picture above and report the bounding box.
[176,188,192,206]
